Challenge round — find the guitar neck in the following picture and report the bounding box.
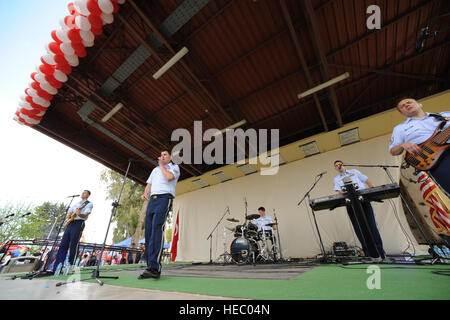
[430,123,450,145]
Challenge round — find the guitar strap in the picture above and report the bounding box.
[429,113,448,123]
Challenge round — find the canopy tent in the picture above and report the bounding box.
[113,237,169,249]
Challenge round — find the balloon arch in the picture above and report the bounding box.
[14,0,126,127]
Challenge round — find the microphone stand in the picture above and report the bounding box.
[56,159,133,287]
[298,173,329,263]
[345,163,438,261]
[206,206,230,264]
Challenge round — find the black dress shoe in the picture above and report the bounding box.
[138,269,160,280]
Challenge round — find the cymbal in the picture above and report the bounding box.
[246,214,260,220]
[227,218,239,223]
[265,223,277,227]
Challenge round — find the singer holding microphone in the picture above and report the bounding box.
[138,150,180,280]
[333,160,386,261]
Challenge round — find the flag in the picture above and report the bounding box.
[418,172,450,237]
[170,210,180,262]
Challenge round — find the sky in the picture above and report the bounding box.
[0,1,120,244]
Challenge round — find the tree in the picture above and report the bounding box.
[0,202,34,243]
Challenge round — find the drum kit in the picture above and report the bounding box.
[224,214,280,265]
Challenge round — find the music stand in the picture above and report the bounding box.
[298,173,330,263]
[56,159,133,287]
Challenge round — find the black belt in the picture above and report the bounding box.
[151,193,174,200]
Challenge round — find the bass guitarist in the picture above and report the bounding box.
[51,190,93,273]
[389,97,449,197]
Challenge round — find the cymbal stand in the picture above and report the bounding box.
[216,220,232,264]
[273,209,283,261]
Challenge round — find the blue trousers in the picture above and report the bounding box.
[53,220,84,271]
[346,202,385,259]
[145,196,172,272]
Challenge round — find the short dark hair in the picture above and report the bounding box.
[395,97,416,109]
[161,150,171,156]
[84,190,91,196]
[258,207,265,211]
[334,160,343,166]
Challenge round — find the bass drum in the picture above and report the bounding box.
[230,237,259,264]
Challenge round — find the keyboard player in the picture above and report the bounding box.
[333,160,386,260]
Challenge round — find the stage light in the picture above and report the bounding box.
[297,73,350,99]
[153,47,189,80]
[101,102,124,123]
[213,119,247,137]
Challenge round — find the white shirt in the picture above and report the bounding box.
[253,215,274,232]
[334,169,368,192]
[389,112,450,151]
[147,162,180,197]
[69,200,93,221]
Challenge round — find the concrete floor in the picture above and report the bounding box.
[0,277,240,300]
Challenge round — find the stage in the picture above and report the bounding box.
[1,261,449,300]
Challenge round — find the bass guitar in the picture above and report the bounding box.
[64,201,90,227]
[405,121,449,171]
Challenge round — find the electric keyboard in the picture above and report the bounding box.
[309,183,400,211]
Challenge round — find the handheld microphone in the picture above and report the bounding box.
[68,194,80,198]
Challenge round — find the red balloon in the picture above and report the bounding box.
[68,2,77,15]
[39,64,55,75]
[21,110,43,121]
[24,97,47,111]
[88,14,103,29]
[56,63,72,75]
[30,72,38,81]
[67,28,83,43]
[44,74,63,89]
[35,87,53,101]
[53,54,69,66]
[86,0,102,16]
[48,42,64,56]
[72,42,87,57]
[111,0,119,13]
[91,26,103,36]
[51,30,63,44]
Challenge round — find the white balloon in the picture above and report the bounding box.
[64,54,79,67]
[19,101,34,110]
[98,0,114,14]
[82,40,95,48]
[80,30,94,43]
[42,53,57,65]
[21,113,41,125]
[75,15,91,31]
[100,13,114,25]
[56,29,70,43]
[40,82,58,95]
[35,72,48,85]
[54,70,68,83]
[60,42,75,56]
[30,94,50,108]
[74,0,90,16]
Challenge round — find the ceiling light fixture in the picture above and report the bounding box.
[153,46,189,80]
[297,72,350,99]
[101,102,124,123]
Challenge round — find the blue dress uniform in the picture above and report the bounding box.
[334,170,385,259]
[145,162,180,273]
[52,200,93,271]
[389,112,450,197]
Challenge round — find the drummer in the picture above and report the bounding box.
[253,207,277,246]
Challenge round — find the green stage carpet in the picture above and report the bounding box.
[44,263,450,300]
